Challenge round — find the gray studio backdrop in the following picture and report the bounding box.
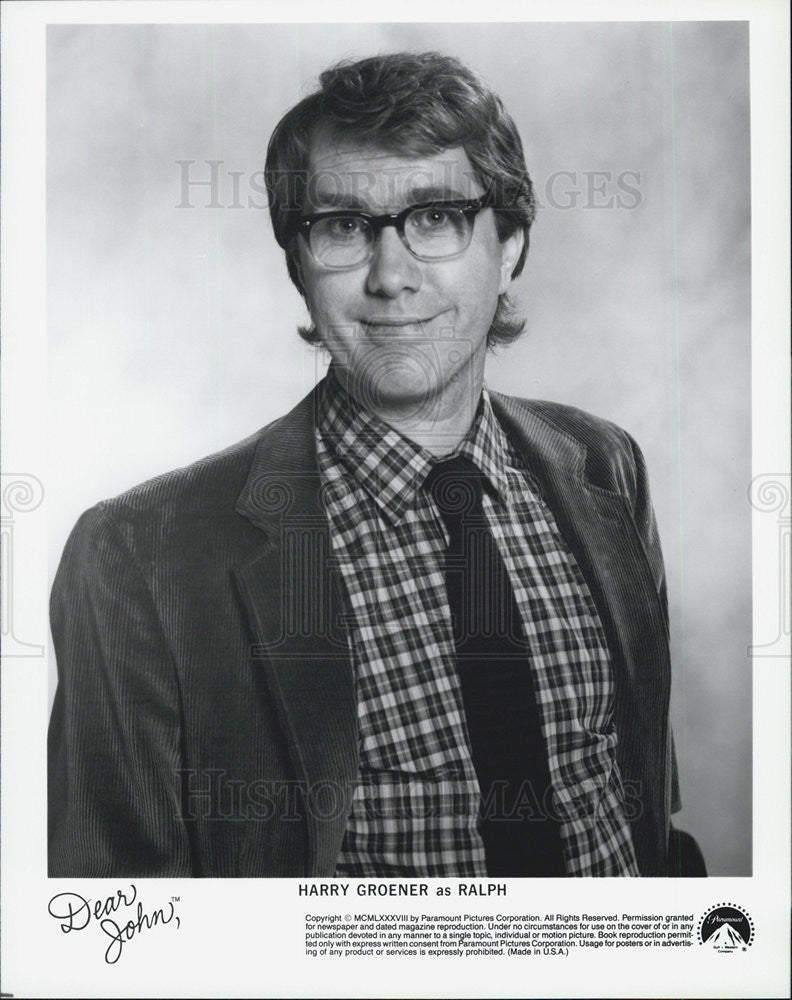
[47,21,751,876]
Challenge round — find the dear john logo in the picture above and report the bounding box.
[698,904,754,953]
[48,885,181,964]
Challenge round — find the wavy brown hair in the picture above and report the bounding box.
[265,52,535,348]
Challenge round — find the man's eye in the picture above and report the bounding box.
[409,208,454,230]
[325,216,366,237]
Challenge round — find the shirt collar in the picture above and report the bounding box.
[316,369,515,525]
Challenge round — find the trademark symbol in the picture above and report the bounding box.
[171,896,180,903]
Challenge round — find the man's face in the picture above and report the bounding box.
[297,135,523,425]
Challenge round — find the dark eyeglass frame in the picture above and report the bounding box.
[294,196,491,269]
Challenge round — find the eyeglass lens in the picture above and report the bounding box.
[309,206,473,267]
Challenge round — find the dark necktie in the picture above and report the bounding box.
[425,455,566,876]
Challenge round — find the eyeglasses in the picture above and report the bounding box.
[295,197,490,270]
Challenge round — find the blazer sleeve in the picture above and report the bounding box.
[48,502,192,876]
[625,432,682,816]
[625,433,669,629]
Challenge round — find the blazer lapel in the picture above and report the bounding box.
[233,388,358,876]
[491,393,671,875]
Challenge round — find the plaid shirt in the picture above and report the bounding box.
[315,373,638,877]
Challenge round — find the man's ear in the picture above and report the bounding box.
[498,229,525,296]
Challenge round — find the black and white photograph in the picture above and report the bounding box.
[1,3,789,998]
[45,18,748,881]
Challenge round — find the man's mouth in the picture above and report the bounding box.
[360,313,444,330]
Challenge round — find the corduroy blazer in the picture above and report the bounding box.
[48,385,679,878]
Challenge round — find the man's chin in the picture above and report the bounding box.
[335,359,446,419]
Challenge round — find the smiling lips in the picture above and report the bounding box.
[361,314,444,329]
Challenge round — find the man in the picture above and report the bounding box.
[48,52,700,878]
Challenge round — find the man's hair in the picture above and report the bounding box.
[265,51,536,348]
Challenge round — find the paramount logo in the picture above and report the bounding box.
[698,904,753,952]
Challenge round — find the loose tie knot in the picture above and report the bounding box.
[424,455,484,527]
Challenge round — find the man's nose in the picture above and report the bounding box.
[365,226,423,297]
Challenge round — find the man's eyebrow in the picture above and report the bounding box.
[307,191,368,210]
[405,184,470,204]
[306,184,474,212]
